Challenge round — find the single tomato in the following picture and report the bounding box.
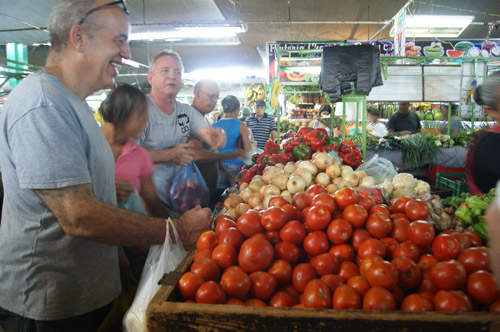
[292,263,317,293]
[404,199,429,221]
[305,184,328,206]
[432,233,460,261]
[279,220,306,245]
[407,220,435,246]
[302,279,332,309]
[267,259,293,285]
[390,197,411,214]
[238,237,274,273]
[249,271,278,300]
[178,271,204,300]
[310,252,340,276]
[429,259,467,291]
[269,290,298,308]
[303,231,329,257]
[357,238,387,259]
[305,205,332,231]
[274,241,301,265]
[261,206,287,231]
[457,247,491,274]
[466,270,500,305]
[333,285,361,309]
[292,192,307,211]
[343,204,369,228]
[236,210,263,238]
[366,260,398,289]
[211,243,237,268]
[329,244,355,262]
[311,193,337,214]
[220,268,251,298]
[362,286,396,310]
[334,187,359,209]
[196,230,218,251]
[365,213,393,238]
[195,281,226,304]
[327,218,353,244]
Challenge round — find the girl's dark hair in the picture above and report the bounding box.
[99,84,148,127]
[221,95,240,113]
[319,103,332,114]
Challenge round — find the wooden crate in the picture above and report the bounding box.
[147,248,500,332]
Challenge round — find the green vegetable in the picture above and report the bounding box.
[292,142,313,161]
[465,196,489,210]
[473,221,489,240]
[455,206,474,224]
[442,196,462,210]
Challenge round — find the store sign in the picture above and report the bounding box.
[268,39,500,83]
[393,7,406,56]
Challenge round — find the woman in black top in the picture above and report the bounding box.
[466,72,500,194]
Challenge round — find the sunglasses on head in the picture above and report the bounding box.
[78,0,129,25]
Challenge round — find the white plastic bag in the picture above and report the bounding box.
[356,154,398,184]
[123,218,187,332]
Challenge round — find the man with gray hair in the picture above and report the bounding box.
[0,1,211,331]
[138,51,226,209]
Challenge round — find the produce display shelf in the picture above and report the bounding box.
[147,248,500,332]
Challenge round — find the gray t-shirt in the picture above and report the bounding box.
[449,115,463,132]
[0,73,120,320]
[138,96,206,207]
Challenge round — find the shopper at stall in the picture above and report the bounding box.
[466,72,500,195]
[446,104,463,135]
[138,50,226,208]
[308,103,333,135]
[367,107,387,139]
[386,101,422,135]
[190,79,245,207]
[0,1,211,331]
[245,99,277,150]
[240,107,251,121]
[213,95,252,192]
[486,180,500,287]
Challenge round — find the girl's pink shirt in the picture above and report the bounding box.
[115,139,154,192]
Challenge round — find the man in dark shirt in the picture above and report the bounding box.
[387,101,422,135]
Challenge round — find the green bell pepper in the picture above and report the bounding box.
[465,196,489,210]
[455,206,474,224]
[292,142,313,161]
[473,221,489,240]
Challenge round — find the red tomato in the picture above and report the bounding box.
[451,232,472,251]
[245,298,267,307]
[432,233,460,261]
[362,286,397,310]
[369,204,391,218]
[267,259,293,285]
[215,218,237,237]
[457,247,491,274]
[333,285,361,309]
[463,230,483,247]
[236,210,263,238]
[418,254,439,271]
[279,220,306,245]
[301,206,312,224]
[401,294,433,312]
[334,187,359,209]
[326,218,353,244]
[338,261,360,281]
[357,238,387,259]
[365,213,393,238]
[292,192,307,211]
[305,205,332,231]
[195,281,226,304]
[310,252,340,276]
[305,184,328,206]
[391,213,411,224]
[380,237,398,259]
[238,237,274,273]
[265,230,281,246]
[218,227,244,251]
[347,275,371,297]
[343,204,369,228]
[281,204,299,222]
[359,255,384,277]
[261,206,287,231]
[434,290,472,312]
[390,197,411,214]
[302,279,332,309]
[211,243,237,268]
[392,256,422,290]
[391,214,410,243]
[466,270,500,305]
[269,290,298,308]
[357,195,375,211]
[329,244,355,262]
[366,260,398,289]
[274,241,300,265]
[311,193,337,214]
[178,271,204,300]
[429,259,467,291]
[196,230,217,251]
[225,298,245,305]
[220,269,251,298]
[190,257,221,282]
[248,271,278,300]
[404,199,429,221]
[418,271,438,294]
[268,195,289,208]
[303,230,329,257]
[489,299,500,312]
[320,274,345,293]
[292,263,318,293]
[407,220,435,246]
[194,248,213,262]
[393,240,420,262]
[351,228,372,251]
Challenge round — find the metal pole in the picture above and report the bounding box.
[342,101,346,139]
[447,102,451,136]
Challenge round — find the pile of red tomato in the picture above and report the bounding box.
[178,185,500,312]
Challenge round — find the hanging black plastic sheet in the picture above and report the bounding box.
[320,45,383,102]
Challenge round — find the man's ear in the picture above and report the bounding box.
[147,72,153,85]
[484,106,500,121]
[68,25,87,52]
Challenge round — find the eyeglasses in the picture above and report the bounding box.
[201,91,219,101]
[78,0,129,25]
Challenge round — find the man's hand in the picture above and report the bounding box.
[170,143,195,166]
[174,206,212,246]
[196,126,226,150]
[115,181,134,203]
[400,130,412,136]
[233,148,248,160]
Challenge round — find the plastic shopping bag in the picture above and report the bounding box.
[169,162,209,214]
[118,189,147,215]
[123,218,187,332]
[356,154,397,184]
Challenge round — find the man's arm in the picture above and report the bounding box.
[146,143,195,166]
[34,184,211,246]
[193,126,226,150]
[270,130,277,142]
